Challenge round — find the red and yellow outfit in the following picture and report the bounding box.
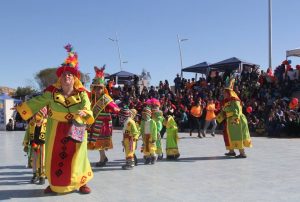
[87,93,119,150]
[17,86,94,193]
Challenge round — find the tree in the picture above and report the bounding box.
[35,68,58,90]
[35,68,90,90]
[14,86,38,101]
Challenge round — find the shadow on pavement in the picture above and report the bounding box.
[0,189,45,200]
[0,175,32,186]
[0,165,27,169]
[113,156,234,164]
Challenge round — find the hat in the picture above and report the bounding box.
[56,44,81,79]
[91,65,106,86]
[119,107,130,118]
[142,106,152,117]
[224,76,235,91]
[130,109,137,119]
[224,76,239,99]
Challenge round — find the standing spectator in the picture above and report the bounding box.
[203,98,217,137]
[189,97,203,138]
[174,74,181,95]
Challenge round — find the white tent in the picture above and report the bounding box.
[286,48,300,57]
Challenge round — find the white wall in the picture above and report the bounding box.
[0,99,14,130]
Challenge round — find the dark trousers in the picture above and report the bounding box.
[189,116,201,134]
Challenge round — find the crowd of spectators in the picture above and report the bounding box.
[107,60,300,137]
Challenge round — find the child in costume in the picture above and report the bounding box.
[216,77,252,158]
[87,66,120,167]
[23,107,47,184]
[119,107,139,170]
[150,98,164,160]
[164,113,180,160]
[140,107,157,164]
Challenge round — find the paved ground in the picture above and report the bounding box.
[0,130,299,202]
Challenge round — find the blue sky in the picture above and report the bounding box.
[1,0,300,89]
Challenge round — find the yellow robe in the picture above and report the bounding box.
[17,86,94,193]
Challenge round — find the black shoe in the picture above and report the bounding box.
[31,176,39,184]
[39,177,45,185]
[236,154,247,158]
[211,133,215,137]
[225,152,236,157]
[134,155,138,166]
[95,161,106,167]
[157,154,163,160]
[151,156,157,164]
[144,158,151,165]
[197,134,202,138]
[122,164,134,170]
[104,157,108,163]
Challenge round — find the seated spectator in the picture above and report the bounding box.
[6,118,14,131]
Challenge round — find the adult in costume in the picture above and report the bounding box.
[23,107,47,185]
[119,107,139,170]
[164,114,180,160]
[17,44,95,194]
[140,107,157,164]
[87,66,120,167]
[216,77,252,158]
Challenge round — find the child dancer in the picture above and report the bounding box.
[119,107,139,170]
[140,107,157,164]
[23,107,47,184]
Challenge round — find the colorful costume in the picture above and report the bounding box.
[119,108,139,170]
[87,66,119,166]
[140,107,157,164]
[23,108,47,184]
[17,44,95,194]
[217,77,252,158]
[164,115,180,160]
[152,108,164,160]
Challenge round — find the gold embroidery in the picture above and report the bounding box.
[53,91,82,107]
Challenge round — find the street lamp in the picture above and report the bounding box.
[108,32,125,71]
[268,0,272,69]
[177,34,188,79]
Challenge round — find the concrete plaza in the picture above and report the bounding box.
[0,130,299,202]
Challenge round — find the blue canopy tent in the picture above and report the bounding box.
[209,57,259,72]
[107,70,138,85]
[182,61,211,80]
[182,61,211,74]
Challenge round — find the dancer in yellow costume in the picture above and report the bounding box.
[216,77,252,158]
[17,44,94,194]
[119,107,139,170]
[23,107,47,185]
[164,114,180,160]
[140,107,157,164]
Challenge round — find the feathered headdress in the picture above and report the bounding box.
[224,76,235,91]
[91,65,106,86]
[56,44,81,79]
